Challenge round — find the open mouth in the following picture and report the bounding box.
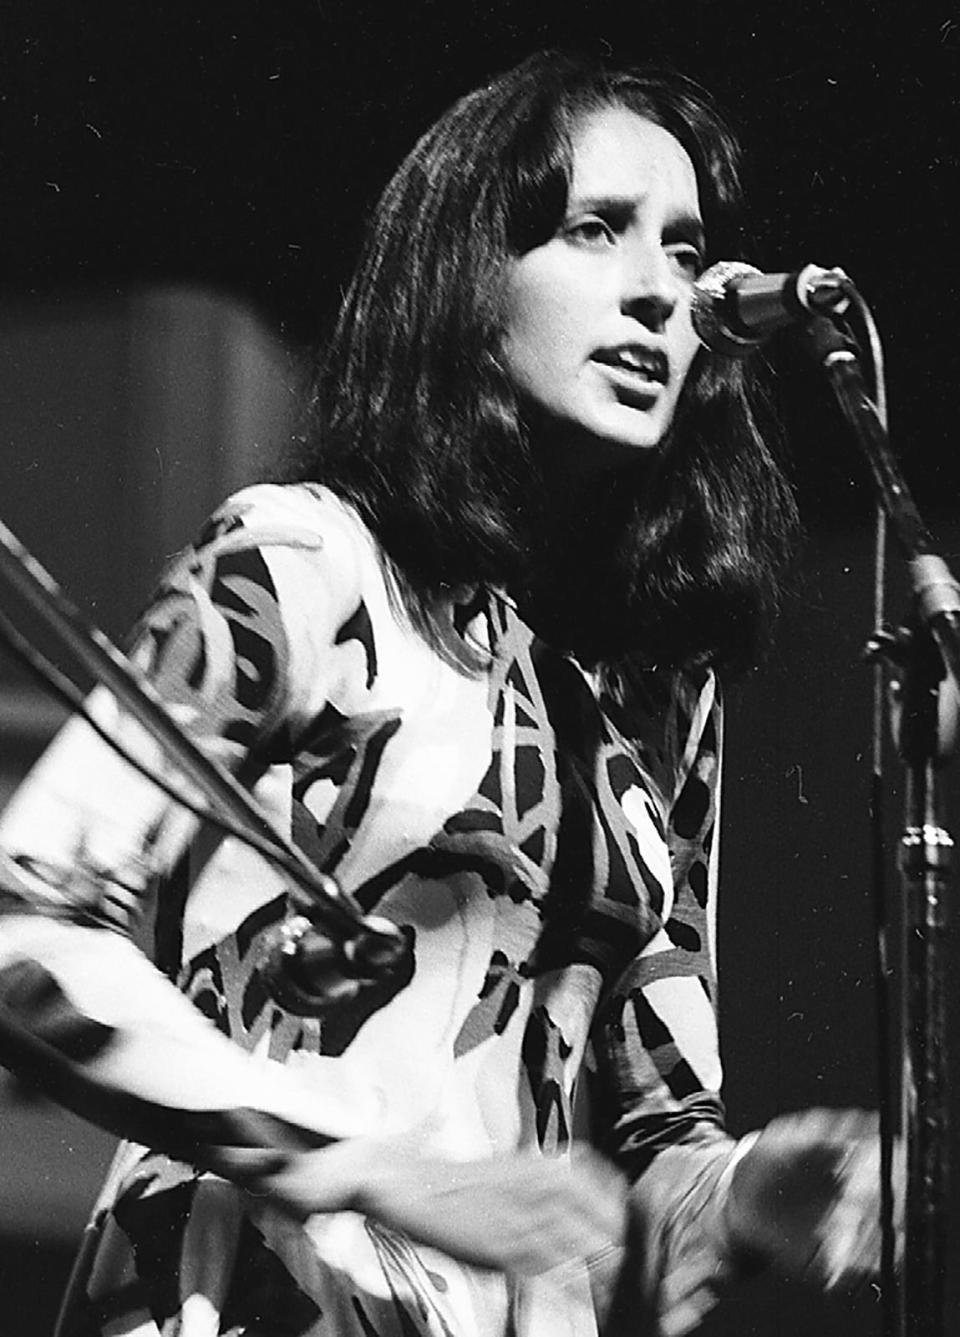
[592,346,669,387]
[592,346,668,404]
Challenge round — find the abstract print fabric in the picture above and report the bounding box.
[0,484,736,1337]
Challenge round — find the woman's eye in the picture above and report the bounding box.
[566,216,616,246]
[667,245,705,279]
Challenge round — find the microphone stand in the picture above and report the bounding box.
[0,516,412,1008]
[800,316,958,1337]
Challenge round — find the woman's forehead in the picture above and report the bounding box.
[566,106,700,208]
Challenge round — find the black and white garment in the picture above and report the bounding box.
[0,483,735,1337]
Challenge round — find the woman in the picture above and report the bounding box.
[0,49,882,1337]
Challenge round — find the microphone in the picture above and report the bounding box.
[256,909,414,1014]
[691,260,851,357]
[255,909,414,1010]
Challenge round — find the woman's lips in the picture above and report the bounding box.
[592,346,668,403]
[593,344,668,379]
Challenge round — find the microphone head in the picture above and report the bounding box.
[690,260,765,358]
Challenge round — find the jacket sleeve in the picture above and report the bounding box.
[591,671,755,1337]
[0,484,371,1167]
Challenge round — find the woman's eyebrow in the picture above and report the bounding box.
[663,213,706,250]
[566,195,705,244]
[566,193,639,216]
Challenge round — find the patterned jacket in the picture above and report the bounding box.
[0,483,740,1337]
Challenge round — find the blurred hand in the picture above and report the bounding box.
[216,1134,629,1281]
[726,1107,893,1289]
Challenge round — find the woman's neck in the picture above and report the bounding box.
[510,461,645,660]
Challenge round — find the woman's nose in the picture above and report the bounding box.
[620,244,679,329]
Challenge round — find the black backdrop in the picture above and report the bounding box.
[1,0,958,523]
[1,4,959,1334]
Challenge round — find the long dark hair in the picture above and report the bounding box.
[288,49,798,674]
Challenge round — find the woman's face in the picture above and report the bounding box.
[501,106,705,466]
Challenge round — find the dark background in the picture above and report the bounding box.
[2,0,959,519]
[1,3,959,1334]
